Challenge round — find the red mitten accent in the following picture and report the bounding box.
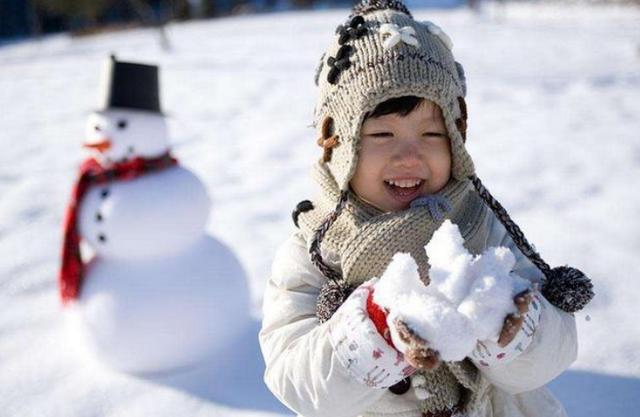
[365,287,396,349]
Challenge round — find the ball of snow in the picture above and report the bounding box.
[425,220,475,305]
[372,253,424,309]
[388,292,477,362]
[458,275,516,342]
[425,220,468,268]
[427,252,475,306]
[458,247,518,341]
[470,246,516,276]
[371,219,533,360]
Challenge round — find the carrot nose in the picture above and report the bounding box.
[83,139,112,152]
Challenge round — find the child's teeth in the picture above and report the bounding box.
[387,179,421,188]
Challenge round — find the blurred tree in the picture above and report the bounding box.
[34,0,112,25]
[128,0,171,50]
[169,0,191,19]
[291,0,314,7]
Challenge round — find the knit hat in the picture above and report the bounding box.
[313,0,472,191]
[301,0,593,315]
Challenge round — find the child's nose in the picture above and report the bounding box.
[391,137,423,167]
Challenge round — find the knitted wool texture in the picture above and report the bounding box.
[300,164,488,286]
[314,7,474,191]
[297,163,491,414]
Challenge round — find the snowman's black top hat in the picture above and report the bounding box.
[97,55,162,114]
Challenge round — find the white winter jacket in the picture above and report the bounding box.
[259,211,578,417]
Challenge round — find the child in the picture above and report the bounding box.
[259,1,592,416]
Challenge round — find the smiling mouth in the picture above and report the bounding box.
[384,179,425,200]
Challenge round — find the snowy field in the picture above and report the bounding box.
[1,3,640,416]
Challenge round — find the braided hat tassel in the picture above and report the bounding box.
[308,191,358,323]
[470,175,594,313]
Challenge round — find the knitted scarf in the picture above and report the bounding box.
[297,162,490,285]
[59,152,178,305]
[297,161,492,414]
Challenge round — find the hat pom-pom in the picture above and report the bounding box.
[542,266,594,313]
[316,280,355,323]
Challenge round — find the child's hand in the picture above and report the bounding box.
[497,290,534,347]
[392,318,440,370]
[328,278,417,389]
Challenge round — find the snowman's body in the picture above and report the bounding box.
[69,108,250,374]
[78,166,209,260]
[76,234,249,373]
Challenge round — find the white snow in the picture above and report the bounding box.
[374,252,478,361]
[1,3,639,416]
[375,220,529,361]
[429,221,527,342]
[372,253,425,309]
[426,219,476,305]
[389,290,479,362]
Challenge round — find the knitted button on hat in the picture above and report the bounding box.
[313,0,472,191]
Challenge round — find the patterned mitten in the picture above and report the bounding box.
[470,291,543,367]
[328,278,416,388]
[389,317,441,370]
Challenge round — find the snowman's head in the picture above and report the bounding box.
[84,109,170,165]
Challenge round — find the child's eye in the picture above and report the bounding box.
[422,132,447,139]
[368,132,393,138]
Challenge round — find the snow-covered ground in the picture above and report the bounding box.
[1,3,639,416]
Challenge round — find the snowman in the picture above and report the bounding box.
[60,56,250,374]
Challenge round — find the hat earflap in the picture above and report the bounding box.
[470,176,594,313]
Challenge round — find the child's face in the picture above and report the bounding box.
[350,99,452,213]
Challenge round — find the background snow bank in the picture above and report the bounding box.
[1,3,639,416]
